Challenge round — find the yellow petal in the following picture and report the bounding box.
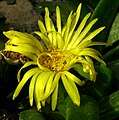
[38,20,47,34]
[72,18,98,48]
[52,84,58,111]
[63,11,73,50]
[13,67,40,100]
[7,41,40,55]
[33,31,50,47]
[39,72,55,101]
[68,3,82,43]
[36,72,51,101]
[70,40,91,54]
[5,45,38,61]
[56,6,61,33]
[67,12,91,49]
[88,42,110,46]
[79,49,105,64]
[3,31,44,52]
[52,72,61,90]
[82,27,105,42]
[17,61,37,82]
[45,7,52,42]
[77,59,96,81]
[34,76,42,110]
[57,32,64,49]
[63,71,85,86]
[50,21,57,47]
[29,72,41,106]
[61,74,80,106]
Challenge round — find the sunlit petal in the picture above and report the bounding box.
[56,6,61,33]
[52,84,58,111]
[67,12,91,49]
[13,67,40,100]
[61,74,80,106]
[29,71,41,106]
[63,71,85,86]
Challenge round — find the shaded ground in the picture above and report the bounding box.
[0,0,43,32]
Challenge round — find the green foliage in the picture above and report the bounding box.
[108,13,119,44]
[89,0,119,42]
[65,95,99,120]
[19,109,45,120]
[99,91,119,120]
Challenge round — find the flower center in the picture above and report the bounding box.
[38,49,68,72]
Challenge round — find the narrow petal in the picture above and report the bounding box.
[88,42,110,46]
[52,72,61,90]
[63,11,73,50]
[45,7,52,42]
[13,67,40,100]
[72,18,98,48]
[39,72,55,101]
[6,42,41,55]
[38,20,47,34]
[77,59,96,81]
[3,31,44,52]
[50,21,57,47]
[67,13,91,49]
[69,40,91,54]
[52,84,58,111]
[79,49,105,64]
[82,27,105,42]
[5,45,38,61]
[61,74,80,106]
[63,71,85,86]
[17,61,37,82]
[34,75,42,110]
[33,31,50,47]
[56,6,61,33]
[68,3,82,42]
[29,72,41,106]
[36,72,52,101]
[57,32,64,49]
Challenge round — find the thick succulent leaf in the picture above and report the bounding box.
[108,59,119,90]
[103,45,119,63]
[58,95,99,120]
[19,109,45,120]
[89,0,119,42]
[99,91,119,120]
[107,13,119,44]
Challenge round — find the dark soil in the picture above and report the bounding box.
[0,0,43,32]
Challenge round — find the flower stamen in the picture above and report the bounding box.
[38,49,68,72]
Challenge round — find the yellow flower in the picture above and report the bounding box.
[3,3,106,110]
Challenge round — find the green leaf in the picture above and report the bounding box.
[89,0,119,42]
[45,111,65,120]
[19,109,46,120]
[65,95,99,120]
[83,64,113,99]
[108,59,119,90]
[99,90,119,120]
[103,45,119,63]
[108,13,119,44]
